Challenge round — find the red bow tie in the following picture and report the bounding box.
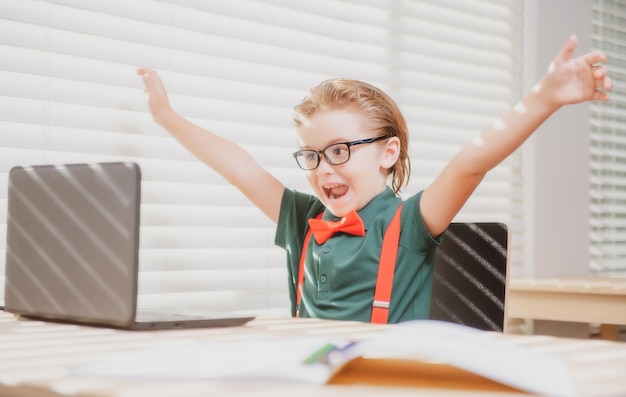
[308,210,365,244]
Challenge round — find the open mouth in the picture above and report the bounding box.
[323,183,349,200]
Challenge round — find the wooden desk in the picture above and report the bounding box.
[2,311,626,396]
[508,277,626,340]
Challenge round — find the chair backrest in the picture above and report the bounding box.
[429,222,509,332]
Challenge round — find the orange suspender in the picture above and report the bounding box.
[295,212,321,317]
[296,205,402,324]
[370,204,402,324]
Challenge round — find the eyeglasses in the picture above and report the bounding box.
[293,135,390,170]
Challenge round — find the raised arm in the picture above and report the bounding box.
[420,35,612,237]
[137,69,285,223]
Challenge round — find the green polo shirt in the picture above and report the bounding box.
[274,187,440,323]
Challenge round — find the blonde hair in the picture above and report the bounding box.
[293,78,410,194]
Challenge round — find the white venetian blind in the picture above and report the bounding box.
[0,0,523,313]
[590,0,626,275]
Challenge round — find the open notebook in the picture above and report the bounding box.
[4,161,254,329]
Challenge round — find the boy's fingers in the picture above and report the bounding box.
[594,90,610,102]
[584,51,607,66]
[554,34,577,65]
[592,65,606,79]
[136,68,155,82]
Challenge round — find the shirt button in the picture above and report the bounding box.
[320,275,327,283]
[323,246,330,253]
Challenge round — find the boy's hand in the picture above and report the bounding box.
[537,35,611,108]
[136,68,173,123]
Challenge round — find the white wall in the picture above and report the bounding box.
[523,0,593,337]
[523,0,592,278]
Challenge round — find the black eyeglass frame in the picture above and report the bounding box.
[292,135,390,170]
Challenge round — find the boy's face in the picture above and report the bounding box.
[296,110,395,217]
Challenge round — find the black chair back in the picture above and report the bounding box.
[429,222,508,331]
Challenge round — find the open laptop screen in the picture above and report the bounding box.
[4,162,141,327]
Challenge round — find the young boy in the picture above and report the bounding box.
[138,35,611,324]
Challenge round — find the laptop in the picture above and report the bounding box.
[4,161,255,330]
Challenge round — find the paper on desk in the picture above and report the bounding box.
[72,337,334,384]
[352,320,575,397]
[72,320,575,397]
